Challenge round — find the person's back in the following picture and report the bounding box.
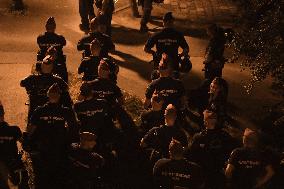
[141,109,164,132]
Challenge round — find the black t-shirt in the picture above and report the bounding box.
[37,32,66,56]
[145,77,185,109]
[77,31,115,58]
[228,147,269,189]
[142,125,188,157]
[188,129,235,172]
[67,143,104,188]
[30,103,78,154]
[145,27,189,65]
[78,56,101,81]
[153,158,204,189]
[0,122,22,160]
[20,73,72,113]
[89,78,123,105]
[140,110,164,132]
[74,98,115,134]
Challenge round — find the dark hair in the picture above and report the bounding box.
[212,77,229,99]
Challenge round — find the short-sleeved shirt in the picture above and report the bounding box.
[153,158,204,189]
[78,56,101,81]
[77,32,115,58]
[67,143,104,188]
[20,73,72,112]
[37,32,66,56]
[74,98,115,134]
[145,77,185,109]
[30,103,78,154]
[0,122,21,160]
[140,110,164,132]
[145,27,189,65]
[228,147,268,189]
[89,78,123,105]
[188,129,236,172]
[142,125,188,157]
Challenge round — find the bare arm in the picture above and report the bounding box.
[254,165,274,188]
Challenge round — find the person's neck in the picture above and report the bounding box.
[171,155,184,160]
[80,144,92,151]
[152,106,162,111]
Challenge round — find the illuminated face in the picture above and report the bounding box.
[210,80,220,94]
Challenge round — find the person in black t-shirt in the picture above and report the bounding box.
[77,17,115,58]
[37,17,68,82]
[141,104,188,162]
[78,39,102,81]
[225,128,275,189]
[86,59,123,106]
[74,82,117,145]
[153,139,205,189]
[144,12,189,71]
[67,132,104,189]
[20,59,72,124]
[144,58,186,110]
[188,110,236,189]
[27,84,78,189]
[0,101,23,189]
[203,24,226,81]
[140,94,165,133]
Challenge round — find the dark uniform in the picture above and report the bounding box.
[79,0,96,30]
[204,27,226,81]
[145,27,189,70]
[37,32,68,82]
[140,0,153,32]
[142,125,187,159]
[78,56,101,81]
[89,78,123,106]
[29,102,78,189]
[96,0,115,36]
[74,98,116,143]
[153,158,204,189]
[67,143,104,189]
[0,122,22,189]
[77,31,115,58]
[228,147,271,189]
[145,77,185,109]
[140,110,164,133]
[20,73,72,123]
[188,129,236,189]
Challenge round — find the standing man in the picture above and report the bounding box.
[79,0,96,31]
[144,12,189,72]
[96,0,115,36]
[140,0,153,32]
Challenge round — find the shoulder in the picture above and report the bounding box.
[37,33,45,40]
[230,147,244,157]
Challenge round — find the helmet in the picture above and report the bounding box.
[179,55,192,73]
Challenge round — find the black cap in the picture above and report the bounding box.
[163,12,174,22]
[46,17,56,27]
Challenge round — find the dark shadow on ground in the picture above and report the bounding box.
[112,24,150,46]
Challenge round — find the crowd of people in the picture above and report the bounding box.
[0,2,284,189]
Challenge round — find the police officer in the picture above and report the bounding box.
[78,39,102,81]
[140,94,165,133]
[153,139,205,189]
[144,57,186,110]
[203,24,226,81]
[67,132,104,189]
[37,17,68,82]
[188,110,236,189]
[20,57,72,124]
[96,0,115,36]
[77,17,115,58]
[140,104,188,161]
[0,101,23,189]
[79,0,96,31]
[225,128,275,189]
[139,0,153,32]
[74,82,118,145]
[144,12,189,72]
[27,84,79,189]
[88,59,123,106]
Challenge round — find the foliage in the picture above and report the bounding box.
[229,0,284,96]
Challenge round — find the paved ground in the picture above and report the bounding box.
[0,0,281,135]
